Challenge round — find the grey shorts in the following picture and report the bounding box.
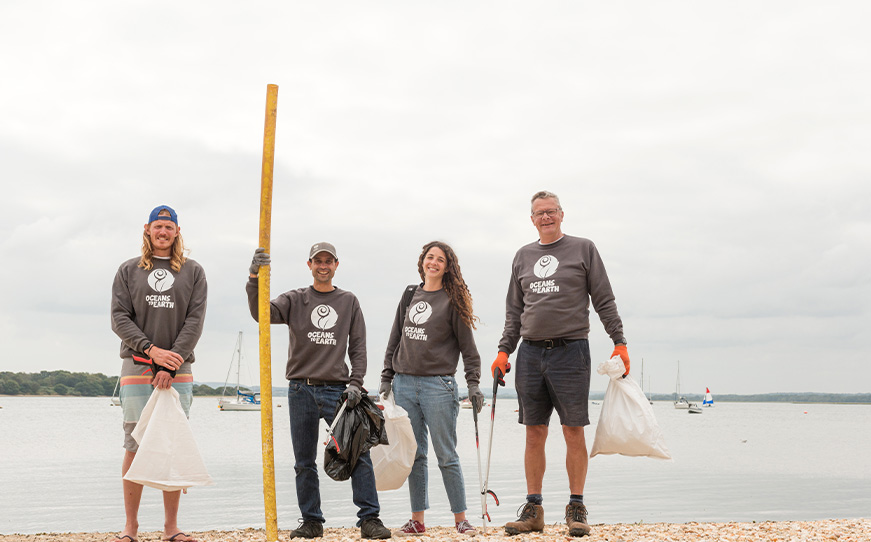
[515,339,591,427]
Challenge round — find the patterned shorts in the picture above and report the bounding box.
[119,357,193,452]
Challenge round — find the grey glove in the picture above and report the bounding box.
[468,384,485,414]
[249,247,271,275]
[379,381,392,400]
[344,385,362,408]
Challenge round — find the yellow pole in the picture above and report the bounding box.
[258,83,279,541]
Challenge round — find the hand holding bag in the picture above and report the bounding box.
[370,392,416,490]
[123,387,214,491]
[590,357,672,460]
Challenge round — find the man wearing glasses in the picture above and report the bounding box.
[491,190,630,538]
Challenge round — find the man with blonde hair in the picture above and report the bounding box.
[110,205,208,542]
[491,190,630,538]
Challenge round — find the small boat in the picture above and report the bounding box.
[673,361,690,409]
[641,357,653,404]
[703,387,714,407]
[219,331,261,412]
[110,376,121,406]
[687,402,703,414]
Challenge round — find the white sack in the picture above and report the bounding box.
[123,387,214,491]
[370,393,416,491]
[590,357,672,460]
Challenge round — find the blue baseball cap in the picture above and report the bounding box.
[148,205,178,225]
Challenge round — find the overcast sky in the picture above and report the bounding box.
[1,1,869,396]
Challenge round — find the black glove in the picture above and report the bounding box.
[468,384,485,414]
[343,385,362,408]
[379,381,392,400]
[249,247,271,275]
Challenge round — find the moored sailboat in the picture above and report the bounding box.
[219,331,260,412]
[674,361,689,409]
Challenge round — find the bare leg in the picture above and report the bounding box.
[562,425,588,495]
[163,489,191,540]
[411,511,425,523]
[524,425,549,494]
[120,451,142,541]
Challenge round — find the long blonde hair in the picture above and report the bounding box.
[138,219,187,272]
[417,241,479,330]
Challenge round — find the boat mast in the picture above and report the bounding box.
[235,331,243,395]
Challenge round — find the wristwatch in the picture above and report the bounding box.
[614,338,628,346]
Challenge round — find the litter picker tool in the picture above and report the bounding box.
[481,367,505,531]
[324,399,349,448]
[472,402,487,532]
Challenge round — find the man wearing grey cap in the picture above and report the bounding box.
[247,243,390,540]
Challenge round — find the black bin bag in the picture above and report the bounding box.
[324,395,389,481]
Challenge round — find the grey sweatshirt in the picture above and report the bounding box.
[246,279,367,389]
[111,256,208,361]
[381,287,481,388]
[498,235,625,354]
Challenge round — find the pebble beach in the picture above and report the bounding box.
[3,519,869,542]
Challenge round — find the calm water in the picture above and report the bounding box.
[0,396,869,534]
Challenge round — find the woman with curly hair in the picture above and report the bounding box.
[381,241,483,536]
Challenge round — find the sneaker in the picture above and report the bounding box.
[290,519,324,539]
[504,502,545,535]
[565,502,591,537]
[361,517,392,539]
[393,519,425,536]
[455,520,478,536]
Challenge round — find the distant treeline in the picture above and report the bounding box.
[2,371,868,403]
[0,371,222,397]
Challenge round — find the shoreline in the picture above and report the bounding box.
[3,519,869,542]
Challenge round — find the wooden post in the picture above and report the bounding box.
[258,83,279,541]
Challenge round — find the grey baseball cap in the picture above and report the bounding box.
[309,242,338,260]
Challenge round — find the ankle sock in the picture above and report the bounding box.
[526,493,543,505]
[569,494,583,504]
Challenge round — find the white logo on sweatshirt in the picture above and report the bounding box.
[145,269,175,308]
[404,301,432,341]
[147,269,175,292]
[311,305,338,330]
[409,301,432,325]
[530,255,560,294]
[533,255,559,278]
[308,305,338,345]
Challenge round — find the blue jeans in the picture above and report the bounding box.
[287,381,380,525]
[393,373,466,514]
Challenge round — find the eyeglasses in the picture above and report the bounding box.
[532,208,561,219]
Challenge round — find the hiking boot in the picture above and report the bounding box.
[455,520,478,536]
[504,502,545,535]
[565,502,591,537]
[394,519,425,536]
[290,519,324,539]
[361,517,392,539]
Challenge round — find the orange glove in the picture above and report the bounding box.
[491,351,511,385]
[611,344,630,376]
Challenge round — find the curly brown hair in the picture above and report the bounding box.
[417,241,479,330]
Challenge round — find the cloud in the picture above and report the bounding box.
[1,1,869,394]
